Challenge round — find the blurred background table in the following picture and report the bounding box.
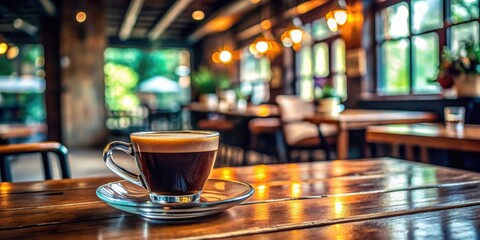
[4,158,480,239]
[367,123,480,162]
[306,109,438,159]
[0,123,46,144]
[187,103,281,165]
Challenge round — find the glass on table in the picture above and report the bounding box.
[444,106,465,130]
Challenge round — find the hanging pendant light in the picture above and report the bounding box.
[281,17,308,51]
[249,31,280,59]
[212,49,234,64]
[326,0,348,32]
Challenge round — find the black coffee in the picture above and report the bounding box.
[137,151,216,194]
[130,131,219,196]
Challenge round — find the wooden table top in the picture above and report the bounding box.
[187,102,279,118]
[367,123,480,152]
[306,109,438,129]
[0,123,46,141]
[3,158,480,239]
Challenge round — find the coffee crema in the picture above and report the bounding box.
[131,131,219,153]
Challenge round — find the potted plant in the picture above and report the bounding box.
[436,37,480,97]
[315,85,341,114]
[191,66,230,109]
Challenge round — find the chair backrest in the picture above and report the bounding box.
[0,141,70,182]
[466,99,480,124]
[275,95,315,123]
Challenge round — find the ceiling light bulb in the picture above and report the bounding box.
[327,18,339,32]
[290,29,303,44]
[334,10,348,25]
[76,11,87,23]
[281,36,293,47]
[219,50,233,63]
[0,43,7,54]
[255,41,269,53]
[192,10,205,20]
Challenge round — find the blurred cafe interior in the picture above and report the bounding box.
[1,0,480,181]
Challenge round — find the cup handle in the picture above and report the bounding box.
[103,141,146,188]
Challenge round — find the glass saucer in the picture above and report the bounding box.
[96,179,254,220]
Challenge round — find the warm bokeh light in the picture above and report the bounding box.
[211,51,221,63]
[253,165,268,181]
[260,20,271,30]
[334,10,348,25]
[290,29,303,44]
[291,182,302,198]
[219,50,233,63]
[0,42,7,54]
[6,46,19,59]
[255,41,269,53]
[76,11,87,23]
[192,10,205,20]
[327,18,339,32]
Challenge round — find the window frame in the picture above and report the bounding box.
[372,0,480,97]
[295,22,346,100]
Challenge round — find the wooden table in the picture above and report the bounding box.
[4,158,480,239]
[306,109,438,159]
[188,103,281,164]
[367,123,480,162]
[0,123,46,143]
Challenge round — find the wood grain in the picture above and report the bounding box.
[3,158,480,239]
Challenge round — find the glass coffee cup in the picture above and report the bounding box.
[103,131,219,204]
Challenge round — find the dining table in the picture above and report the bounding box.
[0,123,46,144]
[3,157,480,239]
[366,123,480,163]
[187,103,281,164]
[305,109,438,159]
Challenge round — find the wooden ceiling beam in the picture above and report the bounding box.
[236,0,330,42]
[187,0,262,43]
[119,0,144,40]
[38,0,57,16]
[147,0,193,41]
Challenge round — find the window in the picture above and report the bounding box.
[0,44,46,123]
[296,20,347,101]
[104,47,190,130]
[376,0,479,95]
[240,48,271,104]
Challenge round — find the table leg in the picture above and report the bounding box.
[337,130,349,160]
[420,147,429,163]
[405,145,415,161]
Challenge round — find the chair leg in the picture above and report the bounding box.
[316,127,331,161]
[0,156,12,182]
[275,130,289,163]
[41,152,53,180]
[54,147,71,179]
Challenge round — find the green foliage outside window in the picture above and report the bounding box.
[104,48,186,112]
[0,44,45,123]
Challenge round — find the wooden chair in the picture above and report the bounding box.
[0,141,71,182]
[276,95,338,162]
[245,117,282,165]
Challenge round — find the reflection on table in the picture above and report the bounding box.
[367,123,480,162]
[4,158,480,239]
[305,109,438,159]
